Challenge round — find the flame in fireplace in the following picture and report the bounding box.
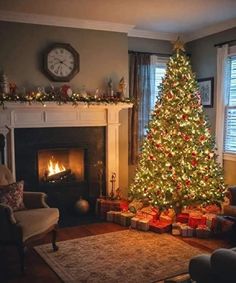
[47,157,66,176]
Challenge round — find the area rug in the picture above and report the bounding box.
[34,230,205,283]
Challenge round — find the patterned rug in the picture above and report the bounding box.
[35,230,205,283]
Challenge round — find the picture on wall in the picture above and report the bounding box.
[197,77,214,108]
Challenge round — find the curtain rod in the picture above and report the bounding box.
[214,39,236,47]
[128,50,171,57]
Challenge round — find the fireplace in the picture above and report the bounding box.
[14,127,106,206]
[0,102,132,202]
[38,148,85,185]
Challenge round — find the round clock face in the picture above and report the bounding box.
[43,43,79,82]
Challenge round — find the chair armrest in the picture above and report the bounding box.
[23,192,49,209]
[211,248,236,282]
[0,203,17,242]
[0,203,16,224]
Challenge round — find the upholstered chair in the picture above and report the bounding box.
[0,164,59,272]
[223,186,236,216]
[189,247,236,283]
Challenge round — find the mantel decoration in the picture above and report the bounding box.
[0,81,132,107]
[0,75,132,107]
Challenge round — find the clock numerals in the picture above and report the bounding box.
[44,43,79,81]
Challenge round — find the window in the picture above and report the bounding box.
[141,56,167,137]
[150,56,168,111]
[224,55,236,153]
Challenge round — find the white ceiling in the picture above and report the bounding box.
[1,0,236,42]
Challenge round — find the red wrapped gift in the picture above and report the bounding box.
[176,213,189,224]
[140,206,158,221]
[188,216,206,228]
[149,220,171,234]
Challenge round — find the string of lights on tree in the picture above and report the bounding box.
[129,39,226,212]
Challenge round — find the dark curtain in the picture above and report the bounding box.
[129,52,152,164]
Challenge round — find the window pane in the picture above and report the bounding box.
[229,56,236,106]
[225,107,236,152]
[224,56,236,153]
[151,65,166,110]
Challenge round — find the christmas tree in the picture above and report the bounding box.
[129,40,225,212]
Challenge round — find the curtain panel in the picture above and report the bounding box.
[129,52,151,164]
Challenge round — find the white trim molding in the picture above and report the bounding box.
[128,29,178,41]
[0,11,135,33]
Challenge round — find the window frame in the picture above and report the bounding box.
[223,45,236,161]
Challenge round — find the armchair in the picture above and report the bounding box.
[0,165,59,272]
[223,185,236,216]
[189,247,236,283]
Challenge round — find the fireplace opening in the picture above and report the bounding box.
[38,148,84,185]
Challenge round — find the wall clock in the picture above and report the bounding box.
[43,43,79,82]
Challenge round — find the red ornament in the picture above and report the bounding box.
[192,151,197,157]
[199,135,206,142]
[182,114,188,120]
[156,143,162,149]
[147,133,153,140]
[60,85,72,97]
[186,180,191,186]
[167,93,173,99]
[184,135,190,141]
[191,159,197,167]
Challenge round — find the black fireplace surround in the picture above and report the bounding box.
[14,127,106,210]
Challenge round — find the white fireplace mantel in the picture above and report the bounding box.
[0,102,132,195]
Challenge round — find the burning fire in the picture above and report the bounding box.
[47,157,66,176]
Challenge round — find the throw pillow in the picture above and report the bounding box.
[0,181,25,211]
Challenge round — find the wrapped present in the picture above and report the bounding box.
[160,208,175,219]
[106,210,117,222]
[136,211,155,222]
[114,211,122,224]
[180,225,188,237]
[128,200,143,213]
[149,220,171,234]
[188,215,206,228]
[172,222,182,236]
[180,225,194,237]
[176,213,189,224]
[187,226,195,237]
[131,217,139,229]
[120,211,135,226]
[140,206,158,221]
[205,213,217,230]
[159,215,173,224]
[137,219,150,231]
[120,200,129,211]
[203,204,221,214]
[196,225,211,238]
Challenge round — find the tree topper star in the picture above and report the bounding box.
[172,37,185,52]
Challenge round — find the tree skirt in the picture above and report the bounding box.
[34,230,205,283]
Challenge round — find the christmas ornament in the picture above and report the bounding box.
[74,197,90,214]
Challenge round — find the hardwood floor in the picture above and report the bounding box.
[0,222,232,283]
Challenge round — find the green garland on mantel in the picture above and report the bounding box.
[0,88,133,107]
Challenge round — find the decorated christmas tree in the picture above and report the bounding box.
[129,40,225,212]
